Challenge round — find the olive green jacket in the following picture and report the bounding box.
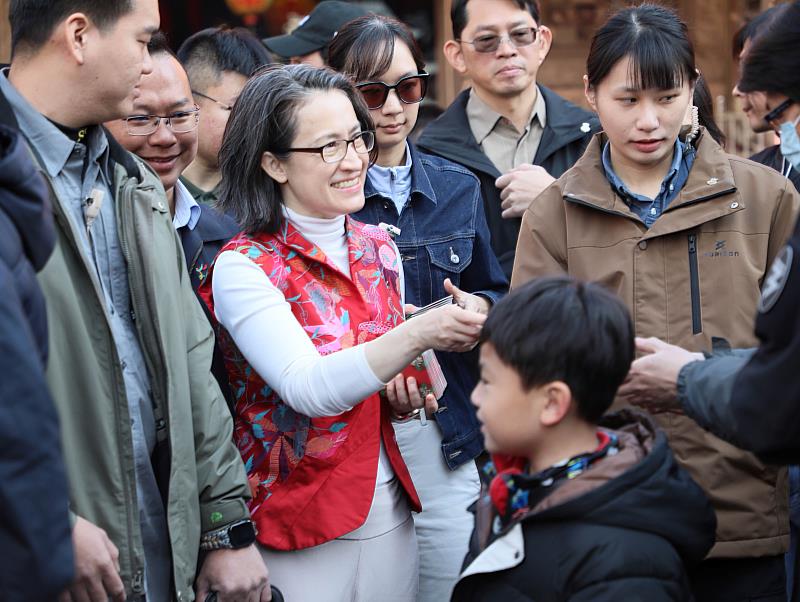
[38,144,250,601]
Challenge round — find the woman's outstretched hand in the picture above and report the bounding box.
[444,278,491,315]
[406,302,486,354]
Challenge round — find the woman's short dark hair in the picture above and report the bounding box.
[328,15,425,83]
[586,4,697,91]
[451,0,540,41]
[694,76,726,147]
[738,1,800,102]
[217,64,377,234]
[479,276,634,423]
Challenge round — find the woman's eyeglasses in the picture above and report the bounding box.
[124,107,200,136]
[356,73,429,110]
[457,27,539,53]
[282,131,375,164]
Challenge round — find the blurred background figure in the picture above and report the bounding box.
[178,25,273,206]
[262,0,370,66]
[0,122,73,602]
[732,3,800,192]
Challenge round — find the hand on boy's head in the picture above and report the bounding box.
[495,164,556,219]
[617,337,704,412]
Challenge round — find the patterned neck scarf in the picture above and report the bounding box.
[484,431,620,532]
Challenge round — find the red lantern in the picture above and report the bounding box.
[225,0,273,16]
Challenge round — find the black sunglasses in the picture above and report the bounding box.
[356,73,429,110]
[764,98,795,124]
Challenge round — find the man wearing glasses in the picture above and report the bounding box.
[418,0,599,278]
[106,34,241,409]
[177,26,273,207]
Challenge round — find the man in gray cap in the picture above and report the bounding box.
[263,0,370,66]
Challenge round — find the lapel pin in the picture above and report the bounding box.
[580,122,591,133]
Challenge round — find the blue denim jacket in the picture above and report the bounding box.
[354,143,508,469]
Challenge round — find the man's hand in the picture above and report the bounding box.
[495,164,556,219]
[196,544,270,602]
[617,337,705,412]
[444,278,491,315]
[58,516,125,602]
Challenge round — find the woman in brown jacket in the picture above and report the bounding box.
[511,5,800,601]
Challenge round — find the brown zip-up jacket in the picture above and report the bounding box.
[512,130,800,559]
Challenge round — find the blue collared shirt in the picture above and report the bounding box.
[602,139,695,227]
[367,142,413,215]
[172,178,201,231]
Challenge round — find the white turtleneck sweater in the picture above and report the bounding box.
[212,206,402,488]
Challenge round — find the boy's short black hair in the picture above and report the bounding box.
[480,276,634,423]
[451,0,540,41]
[10,0,132,54]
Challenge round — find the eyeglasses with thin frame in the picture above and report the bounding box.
[457,27,539,53]
[281,131,375,164]
[125,107,200,136]
[192,90,233,112]
[356,73,429,110]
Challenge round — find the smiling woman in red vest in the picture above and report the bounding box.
[199,64,487,601]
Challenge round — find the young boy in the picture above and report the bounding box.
[453,276,716,601]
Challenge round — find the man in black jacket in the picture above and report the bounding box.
[734,3,800,192]
[417,0,599,277]
[104,34,239,411]
[0,124,73,600]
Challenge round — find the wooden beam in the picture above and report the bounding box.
[0,0,10,64]
[434,0,466,109]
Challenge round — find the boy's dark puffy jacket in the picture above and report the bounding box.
[451,411,716,601]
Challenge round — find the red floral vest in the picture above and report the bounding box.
[200,216,421,550]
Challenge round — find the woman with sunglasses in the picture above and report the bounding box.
[328,16,508,602]
[199,64,488,601]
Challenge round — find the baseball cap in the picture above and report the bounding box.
[263,1,371,59]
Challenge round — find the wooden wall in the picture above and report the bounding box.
[1,0,10,63]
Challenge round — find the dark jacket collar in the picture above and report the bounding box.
[193,206,239,242]
[364,141,437,206]
[417,86,598,178]
[0,124,55,270]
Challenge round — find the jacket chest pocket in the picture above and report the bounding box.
[425,238,474,296]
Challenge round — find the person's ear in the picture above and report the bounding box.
[538,381,572,427]
[261,152,288,183]
[443,39,468,76]
[536,25,553,64]
[63,12,92,65]
[584,75,598,113]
